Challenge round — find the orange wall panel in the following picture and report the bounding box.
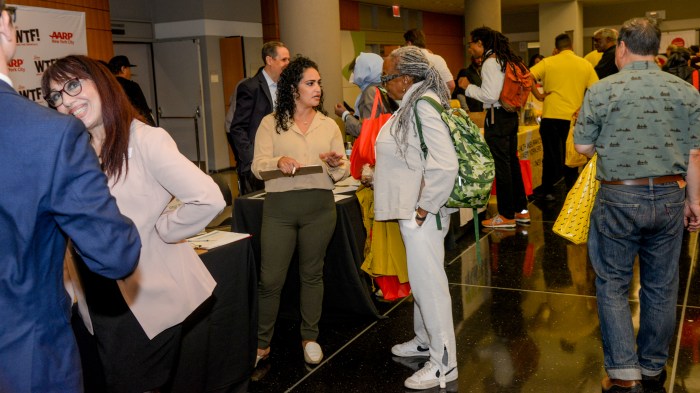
[339,0,360,31]
[422,11,465,78]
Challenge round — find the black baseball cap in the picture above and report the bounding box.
[108,55,137,70]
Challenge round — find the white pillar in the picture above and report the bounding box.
[539,1,584,57]
[278,0,342,116]
[463,0,501,68]
[464,0,501,34]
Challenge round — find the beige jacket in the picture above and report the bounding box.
[71,120,225,339]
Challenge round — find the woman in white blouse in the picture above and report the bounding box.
[41,55,225,393]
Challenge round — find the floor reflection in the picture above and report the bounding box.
[243,180,700,393]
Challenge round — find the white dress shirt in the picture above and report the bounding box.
[262,68,278,108]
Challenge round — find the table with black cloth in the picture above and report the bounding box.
[169,237,257,393]
[233,191,381,320]
[73,238,258,393]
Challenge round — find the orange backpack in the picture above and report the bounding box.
[693,69,699,91]
[499,61,533,112]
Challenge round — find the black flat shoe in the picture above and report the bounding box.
[641,369,667,393]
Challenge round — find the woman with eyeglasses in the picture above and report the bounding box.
[40,55,225,393]
[251,56,349,366]
[373,46,459,390]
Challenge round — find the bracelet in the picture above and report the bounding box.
[415,213,427,222]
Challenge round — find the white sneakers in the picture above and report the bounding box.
[391,337,430,357]
[404,360,458,390]
[303,341,323,364]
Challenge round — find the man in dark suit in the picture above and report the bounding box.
[0,3,141,391]
[229,41,290,195]
[109,55,156,126]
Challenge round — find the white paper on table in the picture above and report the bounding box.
[249,192,266,200]
[187,230,251,250]
[335,177,360,187]
[333,185,359,194]
[333,177,360,194]
[334,194,353,202]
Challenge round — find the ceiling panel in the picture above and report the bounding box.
[359,0,644,15]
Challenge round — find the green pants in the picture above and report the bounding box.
[257,189,336,348]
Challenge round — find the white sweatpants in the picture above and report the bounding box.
[399,211,457,370]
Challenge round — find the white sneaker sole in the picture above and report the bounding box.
[404,368,458,389]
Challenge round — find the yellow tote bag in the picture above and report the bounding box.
[565,112,588,168]
[553,154,599,244]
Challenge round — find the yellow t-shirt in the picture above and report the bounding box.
[529,50,599,120]
[583,50,602,67]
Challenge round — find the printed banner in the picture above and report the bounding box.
[7,5,87,104]
[660,30,697,53]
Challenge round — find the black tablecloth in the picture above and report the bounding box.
[170,238,257,393]
[73,238,257,393]
[233,191,380,320]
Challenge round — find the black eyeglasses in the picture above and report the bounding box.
[44,78,82,107]
[4,6,16,24]
[381,74,401,85]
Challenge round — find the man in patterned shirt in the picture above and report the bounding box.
[575,17,700,393]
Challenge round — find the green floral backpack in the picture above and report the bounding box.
[415,96,495,262]
[414,96,495,209]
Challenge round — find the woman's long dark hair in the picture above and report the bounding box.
[470,27,525,72]
[274,55,327,133]
[41,55,139,182]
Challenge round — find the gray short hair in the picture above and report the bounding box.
[594,28,618,41]
[618,17,660,56]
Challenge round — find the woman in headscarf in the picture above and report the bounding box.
[373,46,459,390]
[335,52,397,137]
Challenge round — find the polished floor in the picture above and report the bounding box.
[216,174,700,393]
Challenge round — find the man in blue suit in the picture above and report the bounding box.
[0,3,141,391]
[228,41,289,195]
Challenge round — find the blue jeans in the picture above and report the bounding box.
[588,182,685,380]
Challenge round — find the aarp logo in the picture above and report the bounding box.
[49,31,75,44]
[8,58,26,72]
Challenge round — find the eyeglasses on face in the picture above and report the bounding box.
[381,74,401,85]
[4,6,16,24]
[45,78,82,107]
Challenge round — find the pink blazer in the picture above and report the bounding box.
[95,120,224,338]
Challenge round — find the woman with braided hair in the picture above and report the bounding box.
[374,46,459,390]
[463,26,530,229]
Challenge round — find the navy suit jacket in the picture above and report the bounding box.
[229,70,273,174]
[0,80,141,392]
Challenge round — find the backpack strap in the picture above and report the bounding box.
[413,96,444,159]
[693,69,699,91]
[413,96,447,230]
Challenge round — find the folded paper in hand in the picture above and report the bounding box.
[259,165,323,181]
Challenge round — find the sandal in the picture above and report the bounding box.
[255,347,270,368]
